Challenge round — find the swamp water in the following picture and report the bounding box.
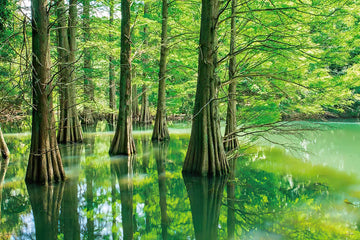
[0,122,360,239]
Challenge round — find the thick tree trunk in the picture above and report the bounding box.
[154,141,169,239]
[0,127,9,159]
[183,175,227,240]
[182,0,229,176]
[26,0,65,184]
[112,156,134,240]
[83,0,96,127]
[27,183,64,240]
[152,0,170,141]
[57,0,83,144]
[140,84,151,124]
[109,0,136,155]
[223,0,238,152]
[108,0,116,127]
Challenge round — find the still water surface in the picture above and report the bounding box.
[1,122,360,239]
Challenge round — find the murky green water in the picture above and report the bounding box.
[1,122,360,239]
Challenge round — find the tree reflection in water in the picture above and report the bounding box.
[183,174,227,240]
[111,155,135,240]
[0,157,9,220]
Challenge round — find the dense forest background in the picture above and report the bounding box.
[1,0,359,134]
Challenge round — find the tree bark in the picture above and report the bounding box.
[108,0,116,127]
[26,0,65,184]
[27,183,64,240]
[140,84,151,124]
[154,141,169,239]
[223,0,238,152]
[57,0,83,144]
[182,0,229,176]
[83,0,96,127]
[152,0,170,141]
[109,0,136,155]
[132,84,139,121]
[0,127,9,159]
[183,175,227,240]
[112,156,134,240]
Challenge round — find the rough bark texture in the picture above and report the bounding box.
[152,0,170,141]
[112,156,134,240]
[223,0,238,152]
[140,84,151,124]
[26,0,66,184]
[182,0,229,176]
[109,0,136,155]
[0,127,9,159]
[83,0,96,127]
[154,141,169,239]
[27,183,64,240]
[183,175,227,240]
[108,0,116,127]
[57,0,83,144]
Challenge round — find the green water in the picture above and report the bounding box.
[1,122,360,239]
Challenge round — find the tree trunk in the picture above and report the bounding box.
[183,175,227,240]
[132,84,139,121]
[152,0,170,141]
[26,0,65,184]
[0,127,9,159]
[27,183,64,240]
[112,156,134,240]
[182,0,229,176]
[57,0,83,144]
[83,0,96,127]
[223,0,238,152]
[140,84,151,124]
[108,0,116,127]
[109,0,136,155]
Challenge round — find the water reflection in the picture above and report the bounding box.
[27,183,64,240]
[227,158,236,240]
[111,155,135,240]
[153,141,170,239]
[0,157,9,220]
[183,175,227,240]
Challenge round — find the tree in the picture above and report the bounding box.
[109,0,136,155]
[223,0,238,152]
[83,0,96,128]
[182,0,229,176]
[57,0,84,143]
[152,0,170,141]
[26,0,65,184]
[108,0,116,127]
[0,127,9,159]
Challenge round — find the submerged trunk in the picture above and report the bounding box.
[26,0,65,184]
[182,0,229,176]
[183,175,227,240]
[108,0,116,127]
[0,127,9,159]
[223,0,238,151]
[152,0,170,141]
[109,0,135,155]
[83,0,96,127]
[112,156,134,240]
[57,0,83,143]
[140,84,151,124]
[154,141,169,239]
[27,183,64,239]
